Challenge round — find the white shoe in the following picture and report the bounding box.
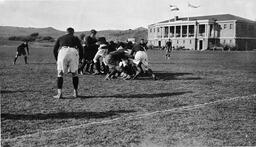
[53,93,62,99]
[73,90,78,98]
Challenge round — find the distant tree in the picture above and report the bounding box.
[30,32,39,37]
[8,36,35,41]
[24,36,36,42]
[8,36,17,41]
[42,36,55,42]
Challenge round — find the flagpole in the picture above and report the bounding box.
[187,1,189,21]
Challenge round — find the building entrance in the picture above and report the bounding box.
[158,41,161,47]
[199,40,203,50]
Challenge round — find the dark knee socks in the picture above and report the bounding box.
[24,56,28,64]
[95,62,101,72]
[57,77,63,89]
[89,63,94,73]
[57,76,78,90]
[72,76,79,90]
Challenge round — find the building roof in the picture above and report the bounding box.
[158,14,255,24]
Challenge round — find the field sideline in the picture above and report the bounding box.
[1,41,256,146]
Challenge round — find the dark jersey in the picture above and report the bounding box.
[131,44,146,55]
[166,41,172,48]
[140,43,148,50]
[85,36,97,46]
[108,42,117,53]
[17,43,29,54]
[110,50,129,61]
[105,50,131,66]
[84,36,98,60]
[53,34,83,60]
[165,41,172,52]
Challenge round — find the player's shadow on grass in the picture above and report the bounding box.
[1,110,135,120]
[81,91,192,99]
[155,72,202,81]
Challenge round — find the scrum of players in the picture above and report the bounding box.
[78,29,157,81]
[14,27,158,98]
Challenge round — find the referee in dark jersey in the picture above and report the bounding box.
[13,41,29,64]
[53,27,83,99]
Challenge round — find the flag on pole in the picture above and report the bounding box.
[169,5,179,11]
[188,3,200,8]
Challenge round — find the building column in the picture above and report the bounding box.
[180,26,182,37]
[168,26,170,38]
[174,25,176,38]
[194,24,197,37]
[195,21,198,50]
[205,24,208,37]
[187,25,189,37]
[161,27,164,39]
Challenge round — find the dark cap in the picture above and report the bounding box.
[91,29,97,34]
[97,37,107,44]
[67,27,74,34]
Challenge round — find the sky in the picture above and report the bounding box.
[0,0,255,31]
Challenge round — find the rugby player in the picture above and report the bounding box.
[13,41,29,64]
[165,39,172,60]
[103,49,133,80]
[83,29,98,74]
[93,37,109,74]
[132,42,157,80]
[53,27,83,99]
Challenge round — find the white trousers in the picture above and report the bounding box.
[133,51,149,69]
[57,47,79,73]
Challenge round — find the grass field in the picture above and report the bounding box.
[1,41,256,146]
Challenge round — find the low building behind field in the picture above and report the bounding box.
[148,14,256,50]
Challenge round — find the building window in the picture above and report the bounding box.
[230,40,232,43]
[230,24,233,29]
[189,25,194,37]
[170,26,175,38]
[242,24,247,29]
[190,40,192,44]
[223,40,226,44]
[199,24,205,37]
[157,28,160,32]
[249,25,254,36]
[182,26,187,37]
[183,40,185,44]
[177,40,179,44]
[176,26,181,37]
[153,28,155,32]
[224,24,227,29]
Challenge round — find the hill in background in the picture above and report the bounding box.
[0,26,148,42]
[0,26,65,39]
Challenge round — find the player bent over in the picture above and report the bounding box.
[53,27,83,99]
[104,50,132,80]
[132,44,157,80]
[13,41,29,64]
